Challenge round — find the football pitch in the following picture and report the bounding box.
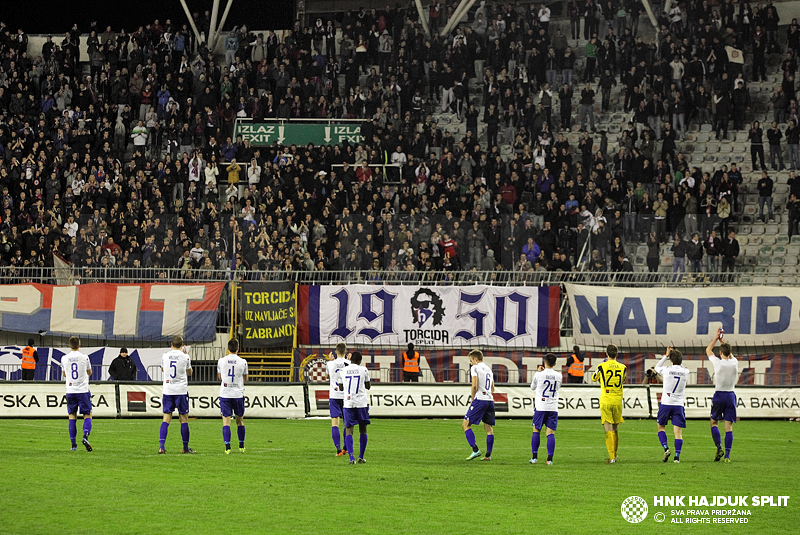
[1,418,796,535]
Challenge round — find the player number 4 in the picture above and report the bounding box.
[228,366,236,382]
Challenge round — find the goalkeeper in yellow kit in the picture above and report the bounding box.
[591,344,626,463]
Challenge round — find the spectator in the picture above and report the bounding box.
[721,229,740,276]
[757,171,775,223]
[671,234,687,281]
[109,348,138,381]
[767,121,786,171]
[687,233,703,273]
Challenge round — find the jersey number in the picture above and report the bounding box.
[346,375,361,394]
[169,361,177,379]
[228,366,236,382]
[671,376,681,393]
[604,369,623,388]
[484,375,491,391]
[542,379,558,398]
[70,362,78,380]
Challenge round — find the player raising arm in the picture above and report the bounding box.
[591,344,626,463]
[653,346,689,463]
[159,336,194,454]
[326,342,350,456]
[530,353,562,465]
[462,349,495,461]
[706,327,739,462]
[218,338,248,454]
[338,351,371,464]
[62,336,93,452]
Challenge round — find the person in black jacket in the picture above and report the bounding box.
[109,348,138,381]
[721,229,740,280]
[749,121,766,171]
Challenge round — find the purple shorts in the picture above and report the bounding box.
[344,407,370,427]
[220,397,245,418]
[532,410,558,431]
[162,394,189,415]
[66,392,92,416]
[329,398,344,419]
[711,391,737,423]
[464,399,495,426]
[656,404,686,428]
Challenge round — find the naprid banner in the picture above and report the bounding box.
[565,284,800,347]
[0,383,117,417]
[241,282,296,347]
[651,387,800,418]
[298,285,560,348]
[307,384,650,418]
[0,283,225,341]
[118,384,305,418]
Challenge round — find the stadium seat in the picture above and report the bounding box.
[758,256,771,266]
[785,256,799,266]
[768,266,783,274]
[777,235,790,244]
[772,256,785,266]
[745,245,759,257]
[766,276,782,284]
[762,234,777,245]
[749,236,763,245]
[744,256,757,267]
[759,245,773,255]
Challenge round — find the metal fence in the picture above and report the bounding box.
[0,266,770,287]
[4,363,795,386]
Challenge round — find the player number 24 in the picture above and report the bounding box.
[541,379,558,398]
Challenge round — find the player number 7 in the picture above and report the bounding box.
[672,376,681,393]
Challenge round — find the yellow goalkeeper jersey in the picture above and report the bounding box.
[592,359,626,403]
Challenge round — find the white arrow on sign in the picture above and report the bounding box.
[277,125,285,145]
[324,126,332,143]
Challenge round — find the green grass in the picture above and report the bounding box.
[0,418,797,535]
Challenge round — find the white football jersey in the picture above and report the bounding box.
[218,353,248,399]
[327,357,349,400]
[162,349,192,395]
[655,355,690,406]
[471,362,494,401]
[531,367,562,412]
[341,363,370,408]
[708,355,739,392]
[62,351,91,394]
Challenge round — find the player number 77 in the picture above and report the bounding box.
[346,375,361,394]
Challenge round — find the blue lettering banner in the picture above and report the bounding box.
[298,285,561,348]
[565,284,799,347]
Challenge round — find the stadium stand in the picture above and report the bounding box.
[1,1,800,287]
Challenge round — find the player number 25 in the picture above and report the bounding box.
[604,369,623,388]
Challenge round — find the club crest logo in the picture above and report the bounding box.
[410,288,445,327]
[621,496,648,523]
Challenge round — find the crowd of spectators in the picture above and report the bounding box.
[1,1,800,284]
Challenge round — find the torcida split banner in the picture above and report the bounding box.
[298,284,560,348]
[565,284,800,347]
[0,283,225,341]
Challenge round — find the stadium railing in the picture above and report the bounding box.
[2,364,795,386]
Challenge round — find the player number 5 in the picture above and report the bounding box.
[169,361,177,379]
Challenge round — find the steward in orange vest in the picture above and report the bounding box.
[21,338,39,381]
[566,345,585,383]
[402,343,420,382]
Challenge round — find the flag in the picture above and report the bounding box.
[726,46,744,64]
